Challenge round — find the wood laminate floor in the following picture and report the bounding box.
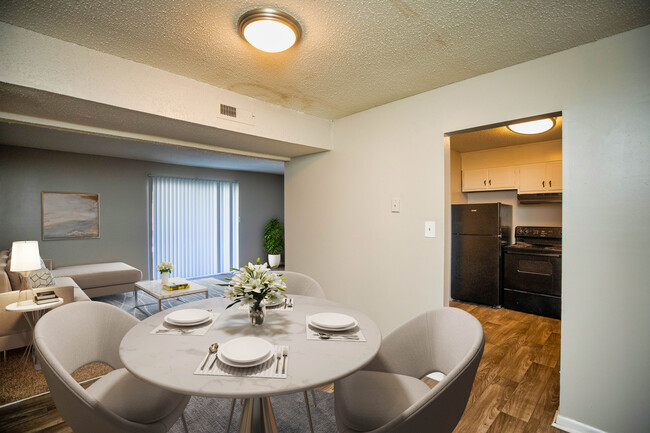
[0,302,561,432]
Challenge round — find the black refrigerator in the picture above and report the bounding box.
[451,203,512,307]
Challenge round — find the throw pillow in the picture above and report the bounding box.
[30,258,55,288]
[5,256,23,291]
[30,267,55,288]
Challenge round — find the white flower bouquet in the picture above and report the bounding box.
[157,262,173,274]
[222,259,287,310]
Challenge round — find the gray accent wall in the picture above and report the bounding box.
[0,145,284,278]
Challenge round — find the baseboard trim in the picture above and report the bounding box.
[552,412,608,433]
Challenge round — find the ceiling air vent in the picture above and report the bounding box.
[217,103,255,125]
[220,104,237,118]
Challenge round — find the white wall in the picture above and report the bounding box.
[286,26,650,433]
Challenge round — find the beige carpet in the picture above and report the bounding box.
[0,347,112,406]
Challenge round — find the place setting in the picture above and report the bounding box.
[151,308,219,336]
[194,336,289,379]
[306,312,366,342]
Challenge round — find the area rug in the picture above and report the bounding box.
[93,276,229,320]
[0,276,229,406]
[169,391,337,433]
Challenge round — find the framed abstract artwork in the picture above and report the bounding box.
[42,192,100,240]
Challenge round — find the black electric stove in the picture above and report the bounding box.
[503,227,562,319]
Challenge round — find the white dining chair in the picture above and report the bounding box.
[34,301,191,433]
[334,307,485,433]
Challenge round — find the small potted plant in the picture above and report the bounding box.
[222,259,287,326]
[157,261,173,286]
[264,218,284,268]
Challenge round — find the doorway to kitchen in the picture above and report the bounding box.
[442,112,563,430]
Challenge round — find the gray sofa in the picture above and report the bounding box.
[1,249,142,354]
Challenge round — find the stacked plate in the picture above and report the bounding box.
[164,309,211,327]
[309,312,358,331]
[217,337,274,368]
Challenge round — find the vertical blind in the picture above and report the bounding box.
[150,176,239,279]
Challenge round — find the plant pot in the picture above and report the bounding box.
[249,304,266,326]
[161,272,170,286]
[268,254,281,268]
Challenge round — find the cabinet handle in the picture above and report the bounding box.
[542,180,545,187]
[484,180,486,186]
[489,179,492,186]
[549,180,552,187]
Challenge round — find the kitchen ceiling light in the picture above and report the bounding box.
[238,8,302,53]
[507,118,555,134]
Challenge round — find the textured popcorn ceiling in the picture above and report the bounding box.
[1,1,649,120]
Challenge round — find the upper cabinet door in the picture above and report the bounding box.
[488,166,517,190]
[518,163,548,193]
[547,162,563,191]
[462,169,488,191]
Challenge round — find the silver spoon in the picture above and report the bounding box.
[201,343,219,370]
[209,343,221,369]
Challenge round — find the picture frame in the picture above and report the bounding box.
[42,192,100,240]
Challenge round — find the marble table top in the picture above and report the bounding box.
[119,295,382,398]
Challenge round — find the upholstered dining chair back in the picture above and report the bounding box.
[335,307,484,433]
[280,271,326,298]
[34,301,189,433]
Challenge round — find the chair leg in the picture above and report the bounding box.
[303,391,315,433]
[310,388,318,407]
[226,398,236,432]
[181,412,189,433]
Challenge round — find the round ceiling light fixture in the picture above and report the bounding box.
[507,118,556,135]
[238,8,302,53]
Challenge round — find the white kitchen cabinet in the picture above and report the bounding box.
[547,162,562,191]
[462,169,488,191]
[462,166,517,192]
[519,162,562,193]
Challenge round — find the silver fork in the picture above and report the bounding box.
[274,348,282,373]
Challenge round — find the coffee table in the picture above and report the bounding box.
[134,277,208,313]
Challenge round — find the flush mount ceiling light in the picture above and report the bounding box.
[507,118,555,134]
[238,8,302,53]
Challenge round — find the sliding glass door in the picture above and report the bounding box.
[150,176,239,279]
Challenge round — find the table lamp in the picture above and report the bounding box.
[11,241,41,306]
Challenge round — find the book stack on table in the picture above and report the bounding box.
[163,282,190,291]
[35,290,59,305]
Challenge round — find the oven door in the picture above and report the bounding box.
[503,251,561,296]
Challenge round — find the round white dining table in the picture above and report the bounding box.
[119,295,382,433]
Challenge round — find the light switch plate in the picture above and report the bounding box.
[425,221,436,237]
[391,198,400,213]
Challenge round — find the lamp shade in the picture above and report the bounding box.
[10,241,41,272]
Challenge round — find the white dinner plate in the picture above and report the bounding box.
[217,349,275,368]
[164,309,211,325]
[164,315,211,327]
[310,312,357,330]
[309,321,359,332]
[219,337,273,364]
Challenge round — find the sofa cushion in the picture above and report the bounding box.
[51,263,142,289]
[86,368,187,424]
[0,251,11,293]
[335,370,431,431]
